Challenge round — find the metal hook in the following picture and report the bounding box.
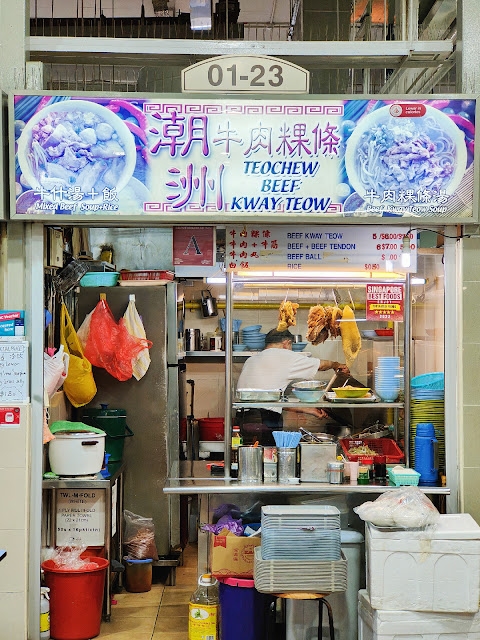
[332,288,338,307]
[348,289,355,310]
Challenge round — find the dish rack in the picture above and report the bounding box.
[119,270,174,282]
[387,467,420,486]
[340,438,404,463]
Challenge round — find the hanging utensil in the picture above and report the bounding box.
[201,290,218,317]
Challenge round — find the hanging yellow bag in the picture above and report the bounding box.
[60,303,97,408]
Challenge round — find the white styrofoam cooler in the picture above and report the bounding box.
[366,514,480,613]
[358,590,480,639]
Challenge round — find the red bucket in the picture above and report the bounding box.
[198,417,224,441]
[42,557,109,640]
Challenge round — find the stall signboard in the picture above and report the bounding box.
[366,283,404,321]
[173,226,216,266]
[10,92,478,223]
[225,225,417,273]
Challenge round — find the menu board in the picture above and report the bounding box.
[10,93,478,222]
[0,342,29,403]
[225,225,417,273]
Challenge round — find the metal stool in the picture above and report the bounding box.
[271,592,335,640]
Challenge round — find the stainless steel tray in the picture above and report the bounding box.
[236,388,282,401]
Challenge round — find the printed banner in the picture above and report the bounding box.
[11,94,477,220]
[225,225,417,273]
[366,283,404,321]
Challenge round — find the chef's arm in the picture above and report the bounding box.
[319,360,349,374]
[284,406,328,419]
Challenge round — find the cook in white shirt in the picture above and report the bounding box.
[236,328,349,444]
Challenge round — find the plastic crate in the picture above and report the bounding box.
[411,372,444,390]
[119,270,174,282]
[387,467,420,486]
[80,271,119,287]
[340,438,404,464]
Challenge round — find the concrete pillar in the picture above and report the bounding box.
[456,0,480,520]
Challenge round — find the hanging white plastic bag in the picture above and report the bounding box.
[123,297,151,381]
[77,308,94,351]
[44,345,69,398]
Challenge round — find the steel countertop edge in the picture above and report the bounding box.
[163,477,450,495]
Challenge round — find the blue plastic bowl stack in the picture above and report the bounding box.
[241,325,266,350]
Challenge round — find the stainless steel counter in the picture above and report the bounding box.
[164,477,450,495]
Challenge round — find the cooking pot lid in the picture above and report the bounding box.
[50,420,105,436]
[53,430,106,438]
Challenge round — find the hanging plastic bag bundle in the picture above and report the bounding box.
[44,345,69,398]
[123,296,151,381]
[60,304,97,407]
[85,299,152,382]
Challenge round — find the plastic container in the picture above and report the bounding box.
[198,417,224,442]
[41,557,109,640]
[40,586,50,639]
[219,578,268,640]
[119,270,174,282]
[358,589,480,639]
[80,271,119,287]
[48,430,106,476]
[415,422,439,485]
[387,467,420,486]
[411,372,444,390]
[82,404,133,462]
[124,557,153,593]
[366,515,480,612]
[189,574,219,640]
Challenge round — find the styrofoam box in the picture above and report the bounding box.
[358,590,480,639]
[366,514,480,613]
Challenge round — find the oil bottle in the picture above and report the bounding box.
[189,574,219,640]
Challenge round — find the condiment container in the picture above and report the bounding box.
[238,446,263,483]
[363,457,374,482]
[358,465,370,485]
[277,447,297,483]
[374,455,387,483]
[327,461,344,484]
[347,460,359,485]
[263,462,278,483]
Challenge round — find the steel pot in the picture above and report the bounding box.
[201,290,218,317]
[48,430,106,476]
[185,328,202,351]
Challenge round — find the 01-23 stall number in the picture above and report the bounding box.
[207,63,284,89]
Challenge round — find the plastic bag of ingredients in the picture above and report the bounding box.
[123,510,159,560]
[353,486,440,529]
[50,546,98,570]
[84,300,151,382]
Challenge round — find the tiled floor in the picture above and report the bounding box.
[98,545,197,640]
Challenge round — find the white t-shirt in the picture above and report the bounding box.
[237,348,320,413]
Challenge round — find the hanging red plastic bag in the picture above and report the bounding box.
[84,299,152,382]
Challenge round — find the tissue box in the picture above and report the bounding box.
[210,529,260,579]
[0,311,24,336]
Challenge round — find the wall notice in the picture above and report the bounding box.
[0,342,29,403]
[366,283,404,321]
[56,489,105,547]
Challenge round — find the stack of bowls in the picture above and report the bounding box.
[241,325,266,351]
[292,342,308,352]
[375,357,402,402]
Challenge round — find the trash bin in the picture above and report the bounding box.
[123,557,153,593]
[219,578,269,640]
[41,557,109,640]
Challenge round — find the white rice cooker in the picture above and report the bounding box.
[48,430,106,476]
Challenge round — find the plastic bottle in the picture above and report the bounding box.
[374,455,387,484]
[358,465,369,485]
[363,457,374,482]
[230,427,242,478]
[189,574,219,640]
[40,587,50,639]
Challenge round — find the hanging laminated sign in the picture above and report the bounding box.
[10,92,478,222]
[225,225,417,273]
[173,226,216,266]
[366,283,404,321]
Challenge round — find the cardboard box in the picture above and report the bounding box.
[210,529,260,579]
[0,311,24,336]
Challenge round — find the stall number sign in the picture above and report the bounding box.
[56,490,105,547]
[182,55,310,94]
[225,225,417,273]
[366,284,404,321]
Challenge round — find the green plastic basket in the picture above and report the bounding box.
[388,468,420,486]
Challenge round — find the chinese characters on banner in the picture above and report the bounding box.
[173,226,216,266]
[366,284,404,321]
[12,95,476,220]
[225,226,417,273]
